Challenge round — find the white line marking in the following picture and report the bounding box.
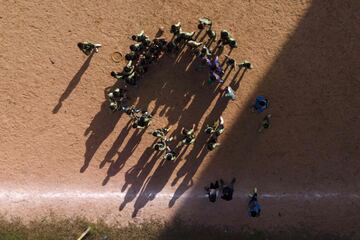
[0,190,360,202]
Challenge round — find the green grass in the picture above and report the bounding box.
[0,216,354,240]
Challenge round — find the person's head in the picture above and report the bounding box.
[259,100,266,107]
[227,59,235,65]
[229,39,237,48]
[131,35,137,41]
[132,122,138,129]
[154,144,160,151]
[108,92,114,99]
[165,153,172,161]
[220,30,229,39]
[110,71,117,77]
[130,44,137,51]
[198,23,205,30]
[77,42,83,48]
[109,102,117,111]
[204,127,212,134]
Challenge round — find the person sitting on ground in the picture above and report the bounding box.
[220,178,236,201]
[77,41,101,55]
[248,187,261,217]
[252,96,269,113]
[258,114,272,133]
[205,180,219,203]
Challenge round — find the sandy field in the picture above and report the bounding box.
[1,0,360,236]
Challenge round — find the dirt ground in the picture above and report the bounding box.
[1,0,360,237]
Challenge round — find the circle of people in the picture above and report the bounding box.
[77,17,274,217]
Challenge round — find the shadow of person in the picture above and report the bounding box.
[52,52,95,114]
[99,121,132,169]
[119,149,161,211]
[81,102,123,173]
[130,145,189,218]
[168,146,208,208]
[102,128,144,185]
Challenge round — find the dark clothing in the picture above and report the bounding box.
[249,193,261,217]
[205,181,219,203]
[220,178,236,201]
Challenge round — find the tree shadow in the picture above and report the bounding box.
[53,52,94,114]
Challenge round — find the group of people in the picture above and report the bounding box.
[205,179,261,217]
[77,17,271,218]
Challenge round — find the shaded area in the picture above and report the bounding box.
[53,52,94,114]
[160,0,360,234]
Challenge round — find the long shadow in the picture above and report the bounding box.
[119,147,161,211]
[99,121,132,169]
[158,0,360,234]
[102,128,145,185]
[131,146,189,217]
[81,102,123,173]
[53,52,94,114]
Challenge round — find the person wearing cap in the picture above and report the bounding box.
[77,41,101,55]
[248,187,261,217]
[252,96,269,113]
